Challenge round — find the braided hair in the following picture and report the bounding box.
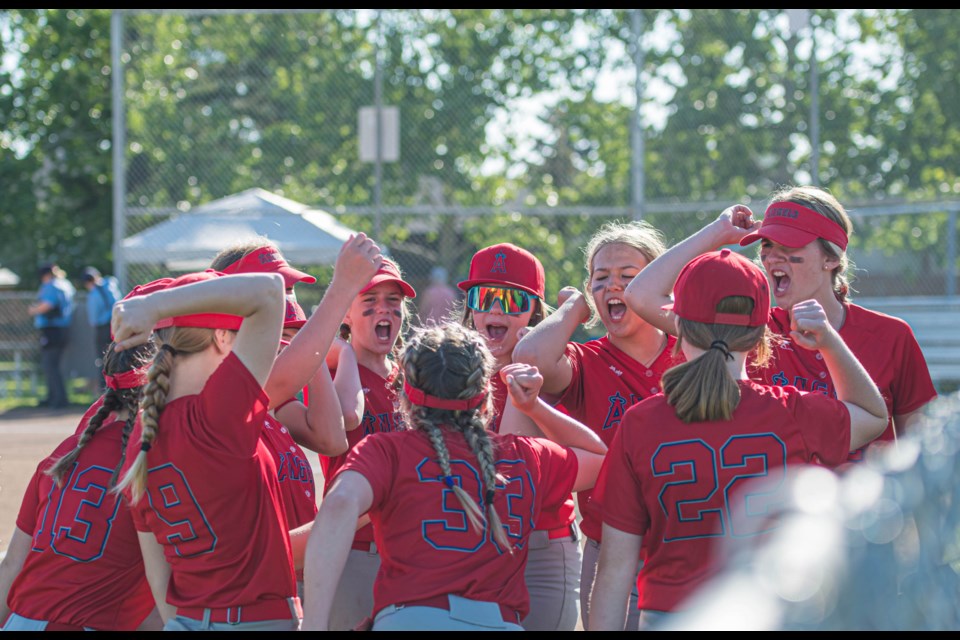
[114,326,218,503]
[399,322,513,552]
[46,337,158,489]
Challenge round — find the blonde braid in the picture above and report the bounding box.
[400,323,516,547]
[423,420,485,534]
[114,343,173,503]
[456,340,511,551]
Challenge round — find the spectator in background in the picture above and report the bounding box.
[27,263,75,409]
[418,265,460,325]
[82,266,122,386]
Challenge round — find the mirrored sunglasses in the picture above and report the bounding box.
[466,285,533,315]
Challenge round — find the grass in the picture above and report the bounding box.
[0,377,99,413]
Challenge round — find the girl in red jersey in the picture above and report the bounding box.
[623,187,937,463]
[0,339,161,631]
[301,322,609,631]
[456,242,580,632]
[589,248,888,630]
[113,234,381,631]
[512,219,679,630]
[319,256,417,631]
[265,299,354,599]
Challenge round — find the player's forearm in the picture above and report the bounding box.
[303,366,349,456]
[625,225,722,336]
[512,301,579,392]
[0,528,31,623]
[524,399,606,455]
[589,525,642,630]
[301,494,363,630]
[267,279,363,409]
[334,346,364,431]
[153,273,284,323]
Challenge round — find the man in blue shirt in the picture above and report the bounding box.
[81,266,121,388]
[27,263,75,408]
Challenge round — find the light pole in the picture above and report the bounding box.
[786,9,819,185]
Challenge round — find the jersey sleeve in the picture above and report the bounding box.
[522,436,579,513]
[889,323,938,416]
[197,352,271,456]
[15,466,44,535]
[336,433,394,511]
[590,417,649,536]
[790,390,852,468]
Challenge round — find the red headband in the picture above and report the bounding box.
[403,380,486,411]
[104,367,150,390]
[740,201,849,251]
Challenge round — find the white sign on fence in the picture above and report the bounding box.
[358,106,400,163]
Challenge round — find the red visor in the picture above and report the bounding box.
[221,245,316,287]
[360,260,417,298]
[739,201,849,251]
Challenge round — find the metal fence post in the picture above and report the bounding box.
[111,10,128,292]
[631,10,645,221]
[948,209,957,298]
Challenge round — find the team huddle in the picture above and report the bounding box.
[0,185,937,631]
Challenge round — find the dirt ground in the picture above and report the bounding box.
[0,404,85,555]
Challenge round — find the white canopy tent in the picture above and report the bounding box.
[120,188,358,272]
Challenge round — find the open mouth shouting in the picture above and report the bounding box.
[375,319,394,343]
[771,269,790,297]
[484,321,509,344]
[607,297,628,322]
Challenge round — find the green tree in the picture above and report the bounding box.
[0,9,114,287]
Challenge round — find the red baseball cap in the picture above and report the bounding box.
[664,249,770,327]
[360,259,417,298]
[220,245,317,287]
[124,270,244,332]
[284,297,307,329]
[457,243,545,299]
[739,201,849,251]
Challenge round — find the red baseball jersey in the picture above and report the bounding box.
[593,380,851,613]
[336,428,580,622]
[492,369,577,534]
[260,413,318,530]
[752,303,937,461]
[321,363,404,547]
[489,370,508,435]
[556,335,681,541]
[124,352,297,609]
[9,419,154,630]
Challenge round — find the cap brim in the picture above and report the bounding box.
[277,266,316,286]
[457,278,542,299]
[361,275,416,298]
[739,224,819,249]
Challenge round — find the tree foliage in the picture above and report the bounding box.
[0,9,957,296]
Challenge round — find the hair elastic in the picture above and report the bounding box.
[443,475,456,488]
[485,489,496,507]
[160,344,178,357]
[403,380,486,411]
[104,366,150,391]
[140,442,153,453]
[709,340,734,361]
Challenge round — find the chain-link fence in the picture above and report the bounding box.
[112,9,960,305]
[4,9,960,397]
